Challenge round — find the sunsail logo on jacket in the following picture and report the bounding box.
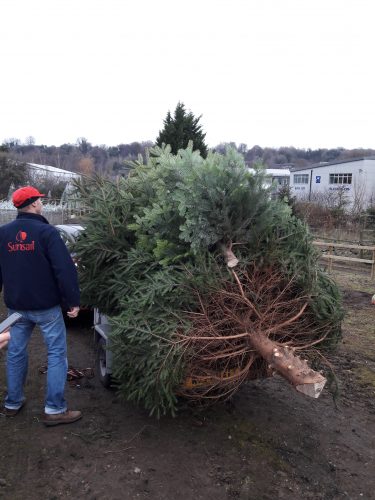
[8,230,35,252]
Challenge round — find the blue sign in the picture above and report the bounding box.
[316,176,321,183]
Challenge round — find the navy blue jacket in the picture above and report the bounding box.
[0,213,80,311]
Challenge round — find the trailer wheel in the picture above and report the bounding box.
[96,337,111,388]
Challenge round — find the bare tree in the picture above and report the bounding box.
[352,176,367,216]
[24,136,35,146]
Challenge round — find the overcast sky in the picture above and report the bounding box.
[1,0,374,150]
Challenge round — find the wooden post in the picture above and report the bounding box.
[313,241,375,278]
[328,244,333,273]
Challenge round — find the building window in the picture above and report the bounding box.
[329,173,352,185]
[272,176,289,186]
[293,174,309,184]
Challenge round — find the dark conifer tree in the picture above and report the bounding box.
[0,155,28,198]
[156,102,208,158]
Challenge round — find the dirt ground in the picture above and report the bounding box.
[0,268,375,500]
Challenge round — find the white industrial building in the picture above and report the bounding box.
[248,167,290,194]
[263,168,290,189]
[290,157,375,209]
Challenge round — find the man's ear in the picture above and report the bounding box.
[30,200,39,209]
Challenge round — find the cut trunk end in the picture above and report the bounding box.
[249,333,327,399]
[221,243,239,268]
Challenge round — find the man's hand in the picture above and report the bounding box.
[0,329,10,349]
[67,306,80,318]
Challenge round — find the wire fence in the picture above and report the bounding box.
[0,199,86,226]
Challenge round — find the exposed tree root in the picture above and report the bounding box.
[177,264,328,401]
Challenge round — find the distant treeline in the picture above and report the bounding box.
[2,138,375,175]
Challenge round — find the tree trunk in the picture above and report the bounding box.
[249,333,326,398]
[221,243,239,268]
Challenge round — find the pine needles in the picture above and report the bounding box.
[73,145,343,416]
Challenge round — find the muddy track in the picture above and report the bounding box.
[0,280,374,499]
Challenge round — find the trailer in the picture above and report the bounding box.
[93,308,113,387]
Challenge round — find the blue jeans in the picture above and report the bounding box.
[5,305,68,415]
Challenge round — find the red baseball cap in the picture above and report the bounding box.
[12,186,46,209]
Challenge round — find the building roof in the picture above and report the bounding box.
[264,168,290,176]
[291,156,375,172]
[27,163,80,177]
[248,168,290,176]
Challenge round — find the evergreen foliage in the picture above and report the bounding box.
[0,154,28,199]
[74,145,343,416]
[156,102,208,158]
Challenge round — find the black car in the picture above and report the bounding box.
[55,224,92,325]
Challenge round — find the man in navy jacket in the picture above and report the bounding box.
[0,186,82,426]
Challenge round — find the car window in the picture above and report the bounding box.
[57,229,74,247]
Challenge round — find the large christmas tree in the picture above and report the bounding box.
[74,145,343,416]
